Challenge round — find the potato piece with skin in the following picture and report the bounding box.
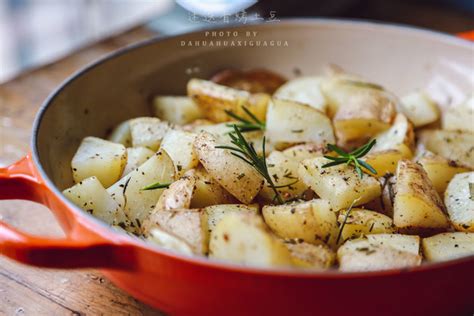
[259,151,308,202]
[262,199,338,247]
[204,204,259,234]
[333,90,396,142]
[107,151,175,227]
[273,76,327,113]
[209,212,292,267]
[366,234,420,255]
[194,123,272,157]
[190,166,236,208]
[63,176,127,226]
[265,98,335,146]
[400,92,440,127]
[153,96,203,125]
[337,235,422,272]
[361,150,404,178]
[71,136,127,188]
[393,159,449,234]
[147,227,194,256]
[146,208,208,255]
[187,78,268,123]
[418,130,474,169]
[417,151,470,195]
[194,131,264,204]
[160,130,199,177]
[284,239,335,269]
[320,76,387,117]
[121,147,155,178]
[337,209,395,243]
[108,119,132,146]
[371,113,415,158]
[442,94,474,133]
[281,143,327,161]
[298,157,381,210]
[210,68,286,94]
[422,232,474,262]
[445,172,474,232]
[129,117,170,151]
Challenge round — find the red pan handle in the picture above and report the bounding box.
[0,154,134,269]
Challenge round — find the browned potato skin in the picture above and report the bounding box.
[333,90,396,142]
[142,171,196,235]
[394,159,450,235]
[144,208,208,255]
[284,239,335,269]
[194,132,264,204]
[210,68,287,94]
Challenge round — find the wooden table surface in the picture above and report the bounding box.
[0,27,165,316]
[0,6,473,314]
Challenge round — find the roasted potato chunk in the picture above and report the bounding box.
[194,131,264,204]
[372,113,415,158]
[160,130,199,177]
[299,157,381,210]
[400,92,440,127]
[333,90,396,142]
[422,232,474,262]
[362,149,404,178]
[284,239,335,269]
[442,94,474,133]
[107,119,132,146]
[63,176,127,226]
[121,147,155,178]
[210,68,286,94]
[265,98,335,146]
[209,212,292,267]
[337,234,421,272]
[153,96,203,125]
[107,151,175,226]
[337,208,395,243]
[147,227,194,255]
[203,204,259,234]
[445,172,474,232]
[71,136,127,188]
[418,130,474,169]
[262,199,338,246]
[259,151,308,202]
[190,166,236,208]
[393,159,449,233]
[417,151,470,195]
[129,117,170,151]
[273,76,327,113]
[145,208,208,254]
[188,79,268,123]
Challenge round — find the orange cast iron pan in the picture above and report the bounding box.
[1,20,473,316]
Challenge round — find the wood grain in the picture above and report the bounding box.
[0,27,164,316]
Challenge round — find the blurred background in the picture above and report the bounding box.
[0,0,473,84]
[0,0,473,166]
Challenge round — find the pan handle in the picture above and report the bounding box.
[0,155,134,269]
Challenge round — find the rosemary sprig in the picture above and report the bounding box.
[216,124,292,204]
[141,182,171,191]
[336,198,360,244]
[322,139,377,178]
[224,106,265,133]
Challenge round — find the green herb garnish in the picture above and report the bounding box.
[322,139,377,178]
[336,198,360,244]
[224,106,265,133]
[141,182,171,191]
[216,124,293,204]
